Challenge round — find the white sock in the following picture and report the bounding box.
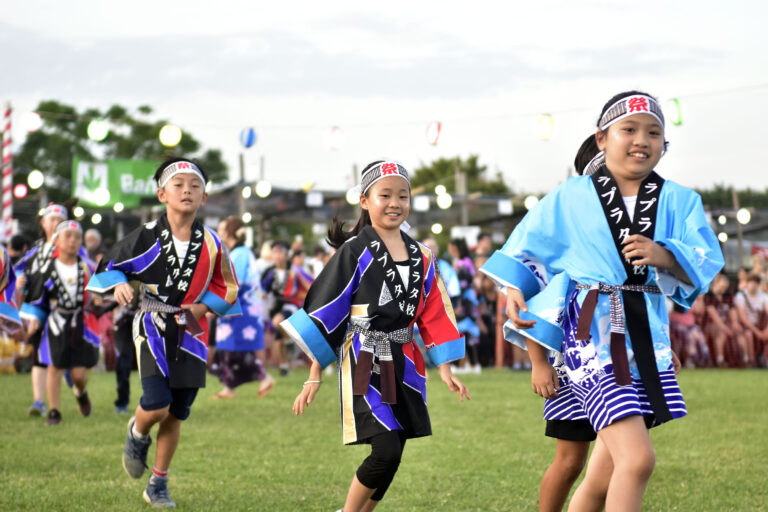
[132,424,148,439]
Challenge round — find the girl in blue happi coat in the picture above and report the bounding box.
[482,91,723,511]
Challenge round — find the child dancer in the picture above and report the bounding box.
[261,240,314,375]
[481,92,723,511]
[282,160,470,512]
[21,220,100,426]
[210,216,275,399]
[15,203,68,416]
[448,238,481,374]
[87,158,240,508]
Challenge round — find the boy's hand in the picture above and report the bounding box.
[180,303,210,321]
[531,361,560,399]
[438,363,471,401]
[506,287,535,330]
[113,283,134,306]
[621,235,675,269]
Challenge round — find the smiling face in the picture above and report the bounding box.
[360,176,410,233]
[157,173,207,214]
[596,113,664,185]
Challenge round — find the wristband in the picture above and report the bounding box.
[303,380,321,386]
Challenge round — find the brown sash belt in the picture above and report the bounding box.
[349,322,413,404]
[575,283,661,386]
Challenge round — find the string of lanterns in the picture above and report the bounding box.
[8,92,707,225]
[18,94,694,153]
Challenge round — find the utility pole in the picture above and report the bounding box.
[258,155,266,245]
[733,189,744,267]
[238,152,246,216]
[455,165,468,226]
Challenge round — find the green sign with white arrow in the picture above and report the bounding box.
[72,158,159,207]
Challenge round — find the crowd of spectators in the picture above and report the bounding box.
[4,229,764,380]
[670,253,768,368]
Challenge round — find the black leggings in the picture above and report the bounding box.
[356,430,408,501]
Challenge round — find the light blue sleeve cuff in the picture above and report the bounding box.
[280,309,337,368]
[502,312,563,353]
[655,239,708,308]
[428,336,466,366]
[480,250,541,300]
[202,291,241,317]
[654,267,696,302]
[21,303,47,322]
[0,302,22,330]
[86,270,128,294]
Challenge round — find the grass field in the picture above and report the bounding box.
[1,368,766,511]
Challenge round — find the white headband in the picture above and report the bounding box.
[53,220,82,239]
[42,204,68,220]
[360,161,410,195]
[158,161,206,188]
[598,94,665,131]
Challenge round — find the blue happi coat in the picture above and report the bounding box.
[481,174,723,430]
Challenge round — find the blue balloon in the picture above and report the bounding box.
[240,127,257,148]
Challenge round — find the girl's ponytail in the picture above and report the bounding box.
[574,135,600,175]
[327,210,371,249]
[326,160,384,249]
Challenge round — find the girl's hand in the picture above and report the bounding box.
[293,381,321,415]
[621,235,675,269]
[113,283,134,306]
[531,361,560,399]
[15,273,26,291]
[438,364,471,401]
[505,287,535,330]
[671,350,682,374]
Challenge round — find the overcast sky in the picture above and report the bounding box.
[3,0,767,194]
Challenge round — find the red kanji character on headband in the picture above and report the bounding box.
[628,97,649,113]
[381,163,398,175]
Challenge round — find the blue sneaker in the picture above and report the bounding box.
[28,401,46,416]
[122,416,152,479]
[143,475,176,508]
[115,405,129,414]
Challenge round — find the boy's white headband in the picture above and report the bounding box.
[598,95,665,131]
[53,220,82,239]
[360,161,410,195]
[158,161,206,188]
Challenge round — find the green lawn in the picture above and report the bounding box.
[1,368,766,511]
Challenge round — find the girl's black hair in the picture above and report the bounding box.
[326,160,384,249]
[154,156,209,185]
[573,135,600,175]
[449,238,471,260]
[574,90,660,175]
